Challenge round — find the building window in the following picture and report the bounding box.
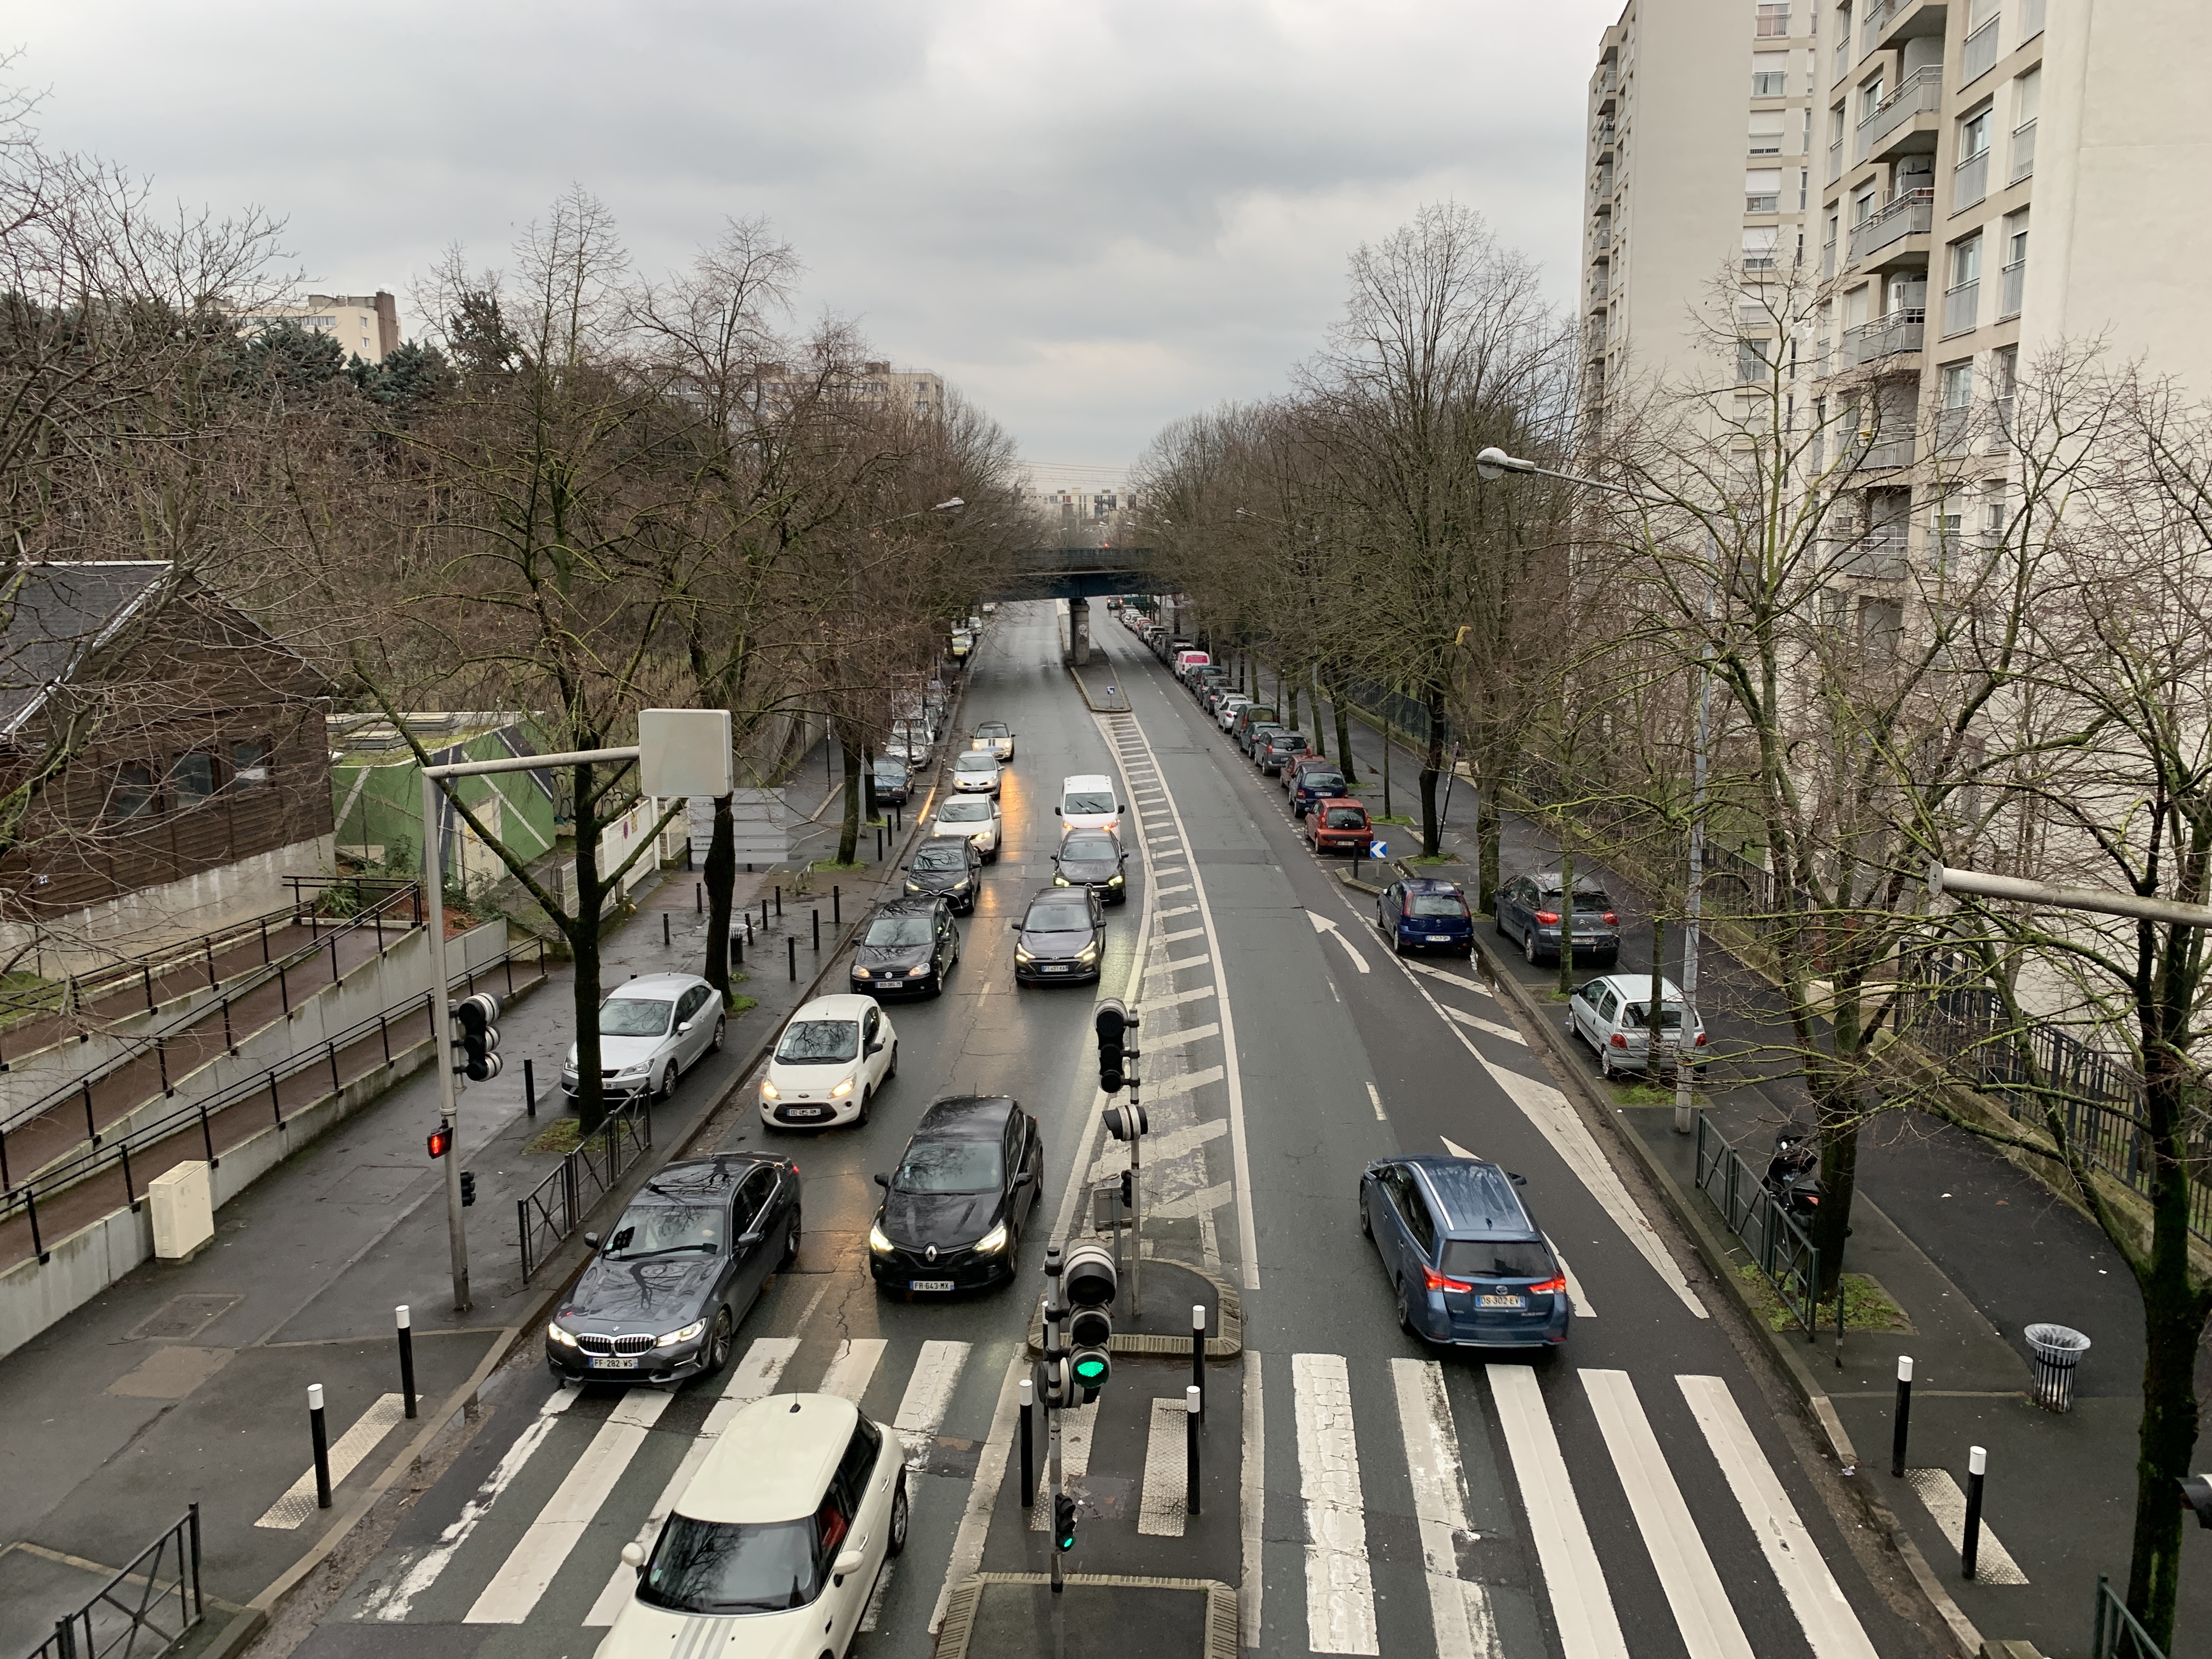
[1938,359,1974,451]
[1954,103,1993,210]
[1944,232,1983,335]
[1738,338,1775,381]
[232,739,270,787]
[1742,226,1780,272]
[171,752,216,804]
[1982,481,2010,544]
[1752,52,1788,97]
[1858,75,1886,124]
[2000,211,2028,318]
[109,761,157,822]
[1746,170,1782,213]
[1757,3,1791,37]
[1749,110,1786,155]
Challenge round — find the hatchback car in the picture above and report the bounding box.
[1259,730,1311,775]
[902,838,981,912]
[1238,720,1284,761]
[1286,759,1347,816]
[597,1391,903,1658]
[546,1154,799,1385]
[1053,828,1128,904]
[952,749,1002,795]
[1232,706,1282,750]
[759,995,898,1127]
[849,898,960,998]
[560,973,724,1104]
[1358,1155,1570,1350]
[1305,798,1373,857]
[1568,973,1708,1080]
[970,721,1015,762]
[931,795,1002,860]
[1379,878,1475,957]
[868,757,911,806]
[869,1094,1042,1294]
[1496,871,1621,966]
[1012,886,1106,984]
[1215,695,1253,732]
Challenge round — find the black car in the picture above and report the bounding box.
[851,898,961,997]
[1238,720,1285,760]
[1012,887,1105,984]
[546,1154,799,1384]
[1259,731,1311,776]
[869,1095,1042,1295]
[1053,830,1128,905]
[870,757,911,806]
[904,839,982,913]
[1496,871,1621,966]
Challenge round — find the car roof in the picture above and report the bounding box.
[914,1093,1017,1140]
[1404,878,1465,895]
[1318,796,1367,810]
[1588,973,1686,1000]
[1060,773,1113,790]
[791,993,879,1023]
[1402,1156,1539,1237]
[683,1393,860,1525]
[1520,870,1610,893]
[871,896,944,918]
[606,973,706,1000]
[1026,885,1091,905]
[633,1152,781,1204]
[954,749,997,764]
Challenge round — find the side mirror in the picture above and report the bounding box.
[874,1172,890,1189]
[1012,921,1022,930]
[833,1548,866,1583]
[1054,805,1062,815]
[622,1541,646,1573]
[676,1020,693,1034]
[584,1232,600,1251]
[1509,1172,1528,1187]
[1118,803,1128,814]
[865,1040,882,1055]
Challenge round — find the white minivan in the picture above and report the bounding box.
[1173,649,1211,682]
[1056,774,1125,836]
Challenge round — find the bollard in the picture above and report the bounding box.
[761,897,769,930]
[734,930,744,968]
[1185,1385,1201,1515]
[663,912,672,948]
[1961,1446,1987,1578]
[747,913,756,944]
[812,909,821,952]
[397,1306,417,1419]
[1192,1304,1207,1423]
[695,882,703,913]
[833,885,841,925]
[787,937,797,981]
[775,887,782,919]
[877,827,884,862]
[308,1385,333,1509]
[1019,1375,1036,1507]
[524,1057,537,1119]
[1891,1356,1913,1477]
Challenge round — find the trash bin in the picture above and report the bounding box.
[2024,1322,2091,1412]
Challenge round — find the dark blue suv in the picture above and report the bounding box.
[1359,1156,1570,1350]
[1378,878,1474,957]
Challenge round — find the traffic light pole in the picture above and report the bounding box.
[1044,1245,1066,1595]
[1127,1055,1143,1318]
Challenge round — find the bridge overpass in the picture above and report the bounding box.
[981,546,1158,602]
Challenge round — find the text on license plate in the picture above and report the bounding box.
[1427,935,1453,942]
[1042,966,1069,973]
[591,1356,642,1370]
[910,1279,955,1292]
[1477,1294,1525,1310]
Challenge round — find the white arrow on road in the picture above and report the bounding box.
[1307,910,1371,974]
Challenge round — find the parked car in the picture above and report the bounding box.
[1053,828,1128,904]
[1055,774,1124,836]
[903,838,981,912]
[868,1094,1043,1295]
[1237,720,1284,761]
[1200,682,1237,717]
[546,1153,798,1385]
[869,756,911,805]
[1012,885,1106,984]
[931,795,1002,861]
[759,995,898,1127]
[1495,871,1621,966]
[1304,798,1373,857]
[1173,649,1211,681]
[1259,730,1311,775]
[890,718,935,763]
[1214,695,1252,732]
[560,973,725,1104]
[952,749,1002,796]
[1378,878,1475,957]
[970,720,1016,762]
[1287,759,1347,817]
[1187,664,1227,699]
[1231,706,1281,749]
[1567,972,1707,1080]
[1358,1155,1571,1351]
[848,897,961,998]
[595,1390,903,1656]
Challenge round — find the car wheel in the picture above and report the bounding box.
[1598,1048,1615,1081]
[887,1041,899,1079]
[710,1016,726,1053]
[929,970,945,1000]
[702,1307,733,1376]
[1522,928,1538,966]
[781,1209,803,1268]
[856,1084,872,1127]
[658,1062,679,1102]
[887,1473,910,1557]
[1395,1277,1426,1344]
[1392,930,1407,958]
[1358,1187,1372,1239]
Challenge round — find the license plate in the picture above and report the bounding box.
[1042,965,1069,973]
[786,1107,826,1119]
[1477,1294,1525,1310]
[910,1279,955,1292]
[1428,934,1453,943]
[591,1356,642,1370]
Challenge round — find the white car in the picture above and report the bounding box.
[1216,695,1252,732]
[759,995,898,1128]
[1056,774,1124,836]
[599,1392,906,1659]
[951,749,1002,795]
[932,795,1001,861]
[561,973,724,1103]
[1567,973,1708,1081]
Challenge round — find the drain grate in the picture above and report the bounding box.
[127,1293,242,1341]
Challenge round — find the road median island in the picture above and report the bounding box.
[936,1575,1238,1659]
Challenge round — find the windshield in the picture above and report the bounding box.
[637,1513,829,1613]
[872,761,906,780]
[1242,709,1278,724]
[1300,773,1345,794]
[1063,792,1114,815]
[864,916,933,947]
[1024,901,1092,933]
[1060,837,1116,862]
[1326,808,1367,829]
[955,752,995,771]
[939,799,991,822]
[912,845,966,872]
[1409,894,1470,918]
[1440,1239,1556,1281]
[976,723,1008,737]
[600,998,673,1037]
[603,1203,723,1260]
[895,1138,1005,1193]
[1623,1002,1688,1031]
[776,1020,860,1062]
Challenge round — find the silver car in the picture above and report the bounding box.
[1566,973,1707,1081]
[561,973,725,1102]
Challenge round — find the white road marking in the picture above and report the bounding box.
[465,1390,674,1623]
[1147,1021,1222,1052]
[1156,926,1207,945]
[1141,1063,1226,1101]
[1292,1353,1379,1655]
[1154,882,1194,896]
[1143,984,1218,1012]
[820,1338,888,1403]
[1487,1364,1628,1659]
[1545,1234,1596,1317]
[1390,1359,1502,1659]
[1582,1370,1754,1659]
[1407,959,1493,997]
[1242,1351,1266,1647]
[1904,1469,2029,1584]
[1678,1374,1883,1658]
[1307,911,1371,975]
[1155,904,1199,919]
[1139,1397,1191,1536]
[891,1340,972,1470]
[1441,1136,1479,1159]
[931,1353,1025,1635]
[1444,1004,1526,1045]
[256,1394,408,1529]
[1367,1082,1388,1121]
[1158,953,1214,976]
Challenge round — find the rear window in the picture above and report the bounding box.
[1325,808,1367,829]
[1300,773,1345,794]
[1408,894,1469,918]
[1623,1002,1688,1031]
[1543,888,1613,912]
[1441,1239,1555,1280]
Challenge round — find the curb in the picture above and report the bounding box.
[1470,927,1987,1659]
[1025,1253,1244,1361]
[935,1573,1238,1659]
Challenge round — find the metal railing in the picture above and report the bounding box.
[1848,307,1926,363]
[27,1505,202,1659]
[2092,1576,2167,1659]
[2000,258,2025,320]
[1860,0,1895,55]
[1848,189,1933,264]
[1855,65,1943,162]
[517,1094,654,1281]
[1943,279,1981,337]
[1954,147,1990,212]
[2010,119,2036,182]
[1962,15,2002,84]
[1694,1114,1821,1335]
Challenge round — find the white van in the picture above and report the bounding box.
[1056,774,1125,836]
[1173,650,1211,682]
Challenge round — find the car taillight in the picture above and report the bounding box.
[1534,909,1560,924]
[1530,1275,1568,1294]
[1609,1032,1628,1047]
[1694,1031,1707,1046]
[1421,1265,1474,1293]
[1602,912,1618,925]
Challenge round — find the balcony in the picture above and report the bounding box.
[1596,121,1616,151]
[1844,535,1911,578]
[2010,119,2036,183]
[1943,280,1980,336]
[1849,188,1934,266]
[1856,436,1917,471]
[1822,238,1837,278]
[1595,168,1615,199]
[1999,258,2025,319]
[1848,308,1927,363]
[1874,0,1951,53]
[1954,148,1990,212]
[1861,1,1897,57]
[1827,137,1843,184]
[1962,16,2001,85]
[1855,66,1945,164]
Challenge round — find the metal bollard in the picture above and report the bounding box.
[1019,1375,1036,1506]
[775,887,782,919]
[1961,1446,1986,1578]
[1185,1385,1201,1515]
[1891,1356,1913,1477]
[695,882,703,913]
[308,1385,332,1509]
[747,913,756,944]
[524,1057,537,1119]
[663,912,672,948]
[833,885,840,925]
[734,930,744,968]
[877,827,884,862]
[787,937,797,981]
[1192,1304,1207,1422]
[812,910,821,952]
[397,1306,417,1419]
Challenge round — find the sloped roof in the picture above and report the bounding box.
[0,563,171,732]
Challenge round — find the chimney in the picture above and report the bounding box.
[374,291,400,359]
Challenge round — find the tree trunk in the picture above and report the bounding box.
[2128,1245,2203,1647]
[1476,787,1502,914]
[862,743,878,823]
[1809,972,1866,1299]
[571,760,608,1135]
[1329,672,1357,783]
[1419,688,1447,857]
[1646,916,1667,1085]
[703,793,735,1003]
[1555,838,1576,994]
[836,728,861,865]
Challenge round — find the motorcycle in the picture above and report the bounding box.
[1763,1122,1822,1220]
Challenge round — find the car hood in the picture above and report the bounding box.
[881,1188,1004,1249]
[934,819,991,837]
[768,1057,855,1092]
[1020,928,1093,957]
[906,869,970,891]
[567,1034,665,1069]
[564,1253,720,1329]
[596,1596,819,1656]
[857,941,931,968]
[1058,860,1117,882]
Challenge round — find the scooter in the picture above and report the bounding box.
[1763,1122,1822,1219]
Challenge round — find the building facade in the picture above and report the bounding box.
[755,362,944,415]
[234,292,402,363]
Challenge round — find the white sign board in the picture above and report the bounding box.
[690,788,793,864]
[639,708,733,798]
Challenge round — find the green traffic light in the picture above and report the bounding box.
[1073,1355,1109,1384]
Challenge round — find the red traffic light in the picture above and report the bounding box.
[427,1124,454,1159]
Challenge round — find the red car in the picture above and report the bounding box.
[1304,798,1373,856]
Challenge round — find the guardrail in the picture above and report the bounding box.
[25,1504,202,1659]
[517,1094,654,1282]
[1693,1113,1822,1336]
[2092,1575,2166,1659]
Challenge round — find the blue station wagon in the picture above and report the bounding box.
[1359,1155,1570,1350]
[1378,878,1474,957]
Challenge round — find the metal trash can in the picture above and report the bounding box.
[2024,1322,2091,1412]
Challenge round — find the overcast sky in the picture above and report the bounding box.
[14,0,1618,481]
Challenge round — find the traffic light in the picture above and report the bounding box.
[1094,998,1137,1093]
[1053,1491,1079,1552]
[1064,1241,1118,1397]
[452,992,503,1082]
[460,1170,477,1207]
[1103,1102,1148,1142]
[426,1123,453,1159]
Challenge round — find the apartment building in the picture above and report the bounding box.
[234,292,400,363]
[756,362,945,414]
[1584,0,1818,419]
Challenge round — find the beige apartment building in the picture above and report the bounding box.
[756,362,944,414]
[234,292,400,363]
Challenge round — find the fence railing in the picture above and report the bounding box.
[2092,1575,2167,1659]
[27,1505,202,1659]
[1694,1113,1822,1334]
[517,1094,654,1281]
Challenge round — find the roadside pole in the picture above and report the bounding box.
[422,769,470,1313]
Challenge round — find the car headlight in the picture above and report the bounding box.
[853,966,872,978]
[759,1079,780,1100]
[1015,947,1036,963]
[548,1321,579,1347]
[831,1077,855,1098]
[904,881,923,894]
[656,1318,707,1348]
[618,1062,650,1078]
[972,830,991,845]
[1054,874,1070,886]
[907,965,929,976]
[1078,945,1099,963]
[868,1220,894,1254]
[974,1221,1010,1255]
[1108,872,1125,886]
[954,879,972,891]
